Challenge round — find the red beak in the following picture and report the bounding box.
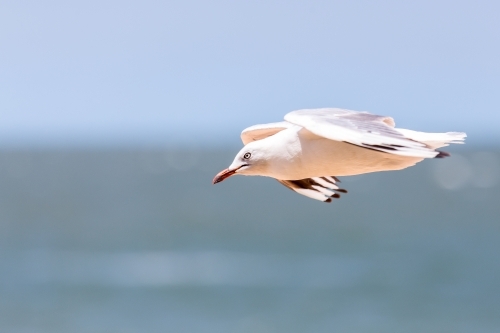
[212,168,237,184]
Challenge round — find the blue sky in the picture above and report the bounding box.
[1,0,498,147]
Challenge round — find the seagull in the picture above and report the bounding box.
[212,108,466,202]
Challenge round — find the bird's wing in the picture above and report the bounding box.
[285,108,439,158]
[277,176,347,203]
[241,121,295,145]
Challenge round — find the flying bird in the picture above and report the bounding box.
[213,108,466,202]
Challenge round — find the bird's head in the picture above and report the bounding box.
[212,141,269,184]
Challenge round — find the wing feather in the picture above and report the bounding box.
[285,108,439,158]
[240,121,294,145]
[277,176,347,203]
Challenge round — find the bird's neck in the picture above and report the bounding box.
[262,128,304,180]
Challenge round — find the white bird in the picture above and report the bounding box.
[213,108,466,202]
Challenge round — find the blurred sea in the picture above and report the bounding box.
[0,148,499,333]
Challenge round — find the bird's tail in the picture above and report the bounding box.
[396,129,467,149]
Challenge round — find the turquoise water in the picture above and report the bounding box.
[0,149,499,332]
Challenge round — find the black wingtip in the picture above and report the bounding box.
[435,151,450,158]
[325,198,332,203]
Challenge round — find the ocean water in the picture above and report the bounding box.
[0,148,499,333]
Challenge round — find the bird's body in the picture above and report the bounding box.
[213,108,466,202]
[249,125,425,180]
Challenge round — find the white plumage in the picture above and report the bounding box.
[214,108,466,202]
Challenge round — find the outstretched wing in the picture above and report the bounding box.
[241,121,295,145]
[277,176,347,203]
[285,108,439,158]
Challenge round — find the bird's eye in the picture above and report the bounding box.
[243,152,251,160]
